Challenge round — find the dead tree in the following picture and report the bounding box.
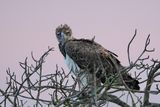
[0,30,160,107]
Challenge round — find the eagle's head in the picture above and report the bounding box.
[56,24,72,43]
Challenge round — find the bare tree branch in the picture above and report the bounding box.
[0,31,160,107]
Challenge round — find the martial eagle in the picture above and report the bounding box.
[55,24,140,90]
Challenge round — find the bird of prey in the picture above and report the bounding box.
[55,24,140,90]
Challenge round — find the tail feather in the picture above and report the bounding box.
[123,75,140,90]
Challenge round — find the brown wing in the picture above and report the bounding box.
[64,39,121,74]
[64,39,140,90]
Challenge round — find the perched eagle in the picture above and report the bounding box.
[55,24,140,90]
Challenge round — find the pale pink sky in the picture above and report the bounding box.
[0,0,160,106]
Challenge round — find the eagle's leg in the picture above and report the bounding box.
[93,71,98,106]
[77,73,87,90]
[89,67,102,106]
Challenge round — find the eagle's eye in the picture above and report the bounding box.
[66,30,70,34]
[56,32,61,36]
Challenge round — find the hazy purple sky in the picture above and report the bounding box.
[0,0,160,106]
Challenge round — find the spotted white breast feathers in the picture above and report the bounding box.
[64,54,87,87]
